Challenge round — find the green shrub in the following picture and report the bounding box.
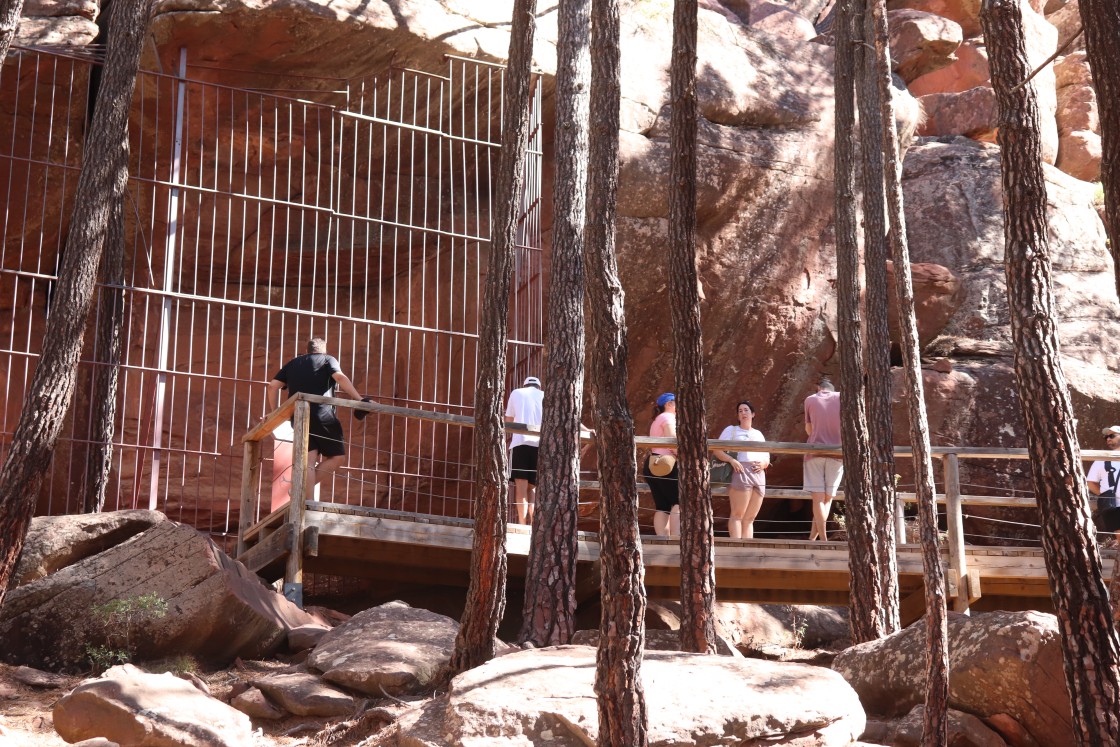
[84,592,169,673]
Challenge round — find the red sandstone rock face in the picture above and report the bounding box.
[5,0,1119,525]
[887,9,963,83]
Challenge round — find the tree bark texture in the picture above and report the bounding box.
[668,0,716,655]
[857,0,900,635]
[982,2,1120,743]
[0,0,25,69]
[83,192,127,513]
[586,0,648,743]
[0,0,151,602]
[1076,0,1120,295]
[519,0,590,648]
[449,0,537,675]
[834,0,884,644]
[869,0,950,741]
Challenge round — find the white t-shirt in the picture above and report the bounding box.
[1087,460,1120,495]
[505,385,543,449]
[717,425,769,464]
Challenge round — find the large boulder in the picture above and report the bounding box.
[863,705,1010,746]
[53,664,254,747]
[396,646,866,746]
[252,670,357,717]
[899,136,1120,483]
[833,611,1071,746]
[887,9,964,82]
[1047,0,1084,52]
[307,600,460,696]
[1054,51,1101,181]
[23,0,98,17]
[908,40,991,96]
[10,510,166,589]
[917,86,998,141]
[0,521,317,671]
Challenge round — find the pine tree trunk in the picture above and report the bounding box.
[857,0,900,635]
[868,0,949,741]
[84,192,127,513]
[586,0,648,742]
[1076,0,1120,295]
[0,0,152,602]
[519,0,589,648]
[0,0,26,67]
[449,0,537,675]
[668,0,716,655]
[982,1,1120,743]
[834,0,884,644]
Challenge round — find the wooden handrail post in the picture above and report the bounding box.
[284,399,311,607]
[236,439,261,557]
[943,452,970,613]
[895,492,907,543]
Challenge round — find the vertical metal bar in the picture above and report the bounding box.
[943,452,969,613]
[148,48,189,510]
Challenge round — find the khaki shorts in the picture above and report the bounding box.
[804,457,843,495]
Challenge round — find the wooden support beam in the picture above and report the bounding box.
[304,526,320,558]
[237,522,295,576]
[283,400,310,607]
[944,453,971,613]
[236,440,261,556]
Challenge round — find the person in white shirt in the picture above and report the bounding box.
[1087,425,1120,543]
[713,400,770,539]
[505,375,544,524]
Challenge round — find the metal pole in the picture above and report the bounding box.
[148,47,188,509]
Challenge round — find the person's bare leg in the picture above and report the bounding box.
[743,488,764,539]
[728,487,748,539]
[514,478,530,524]
[526,484,536,525]
[669,505,681,537]
[307,454,344,499]
[654,510,670,536]
[810,492,832,541]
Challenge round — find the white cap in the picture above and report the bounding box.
[524,376,541,387]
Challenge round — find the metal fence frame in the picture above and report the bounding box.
[0,45,545,536]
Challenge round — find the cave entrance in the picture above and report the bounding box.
[0,45,545,538]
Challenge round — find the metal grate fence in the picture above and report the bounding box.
[0,46,544,536]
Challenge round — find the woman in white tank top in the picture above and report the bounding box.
[713,400,770,539]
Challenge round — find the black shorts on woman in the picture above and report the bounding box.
[642,456,679,512]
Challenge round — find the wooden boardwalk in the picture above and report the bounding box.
[237,498,1103,625]
[236,394,1119,623]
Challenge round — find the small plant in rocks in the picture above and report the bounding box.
[84,592,169,673]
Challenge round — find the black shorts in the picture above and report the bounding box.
[308,416,345,458]
[642,457,679,512]
[510,445,539,485]
[1096,503,1120,532]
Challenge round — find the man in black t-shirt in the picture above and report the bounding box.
[268,337,365,498]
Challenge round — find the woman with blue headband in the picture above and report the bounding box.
[643,392,680,536]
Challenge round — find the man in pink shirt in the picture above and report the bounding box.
[804,378,842,541]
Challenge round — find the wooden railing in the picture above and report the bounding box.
[238,393,1118,609]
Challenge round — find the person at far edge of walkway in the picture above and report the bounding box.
[713,400,770,539]
[643,392,680,537]
[267,337,369,501]
[1087,426,1120,545]
[505,375,544,525]
[804,378,842,541]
